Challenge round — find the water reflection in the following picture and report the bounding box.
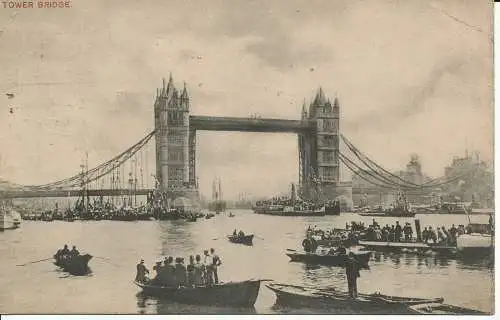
[0,211,494,314]
[141,295,257,314]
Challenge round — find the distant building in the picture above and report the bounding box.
[351,155,433,206]
[441,152,493,208]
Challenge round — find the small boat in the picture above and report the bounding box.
[228,213,235,217]
[286,250,371,268]
[266,283,444,314]
[186,216,198,222]
[358,240,457,255]
[134,279,265,307]
[409,303,489,315]
[456,223,493,257]
[53,254,92,275]
[1,209,19,230]
[227,234,254,245]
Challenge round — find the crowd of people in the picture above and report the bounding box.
[421,224,466,246]
[135,248,223,288]
[364,221,414,242]
[55,244,81,260]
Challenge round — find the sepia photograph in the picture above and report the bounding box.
[0,0,495,316]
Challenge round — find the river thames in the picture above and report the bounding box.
[0,210,494,314]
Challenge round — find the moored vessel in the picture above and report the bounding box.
[266,283,443,314]
[285,249,371,268]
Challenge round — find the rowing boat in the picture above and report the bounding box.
[134,279,265,307]
[54,254,92,276]
[409,303,489,315]
[286,250,371,268]
[358,240,457,255]
[266,283,444,314]
[227,234,254,245]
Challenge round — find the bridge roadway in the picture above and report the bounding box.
[0,187,430,199]
[189,115,312,133]
[0,189,154,199]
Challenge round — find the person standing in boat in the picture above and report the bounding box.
[186,255,195,287]
[135,259,149,283]
[210,248,222,284]
[394,222,402,242]
[345,252,361,299]
[174,257,187,288]
[203,250,214,285]
[193,254,204,286]
[489,214,494,234]
[151,261,163,284]
[161,256,176,287]
[421,227,429,243]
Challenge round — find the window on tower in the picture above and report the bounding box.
[322,167,334,180]
[168,150,184,161]
[322,151,334,162]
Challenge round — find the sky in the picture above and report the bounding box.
[0,0,493,200]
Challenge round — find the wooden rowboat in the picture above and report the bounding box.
[286,250,371,268]
[134,279,266,307]
[409,303,489,315]
[54,254,92,276]
[227,234,254,245]
[266,283,444,314]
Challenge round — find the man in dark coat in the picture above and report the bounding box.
[345,252,361,298]
[394,221,402,242]
[135,259,149,283]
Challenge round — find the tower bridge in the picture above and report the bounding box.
[153,75,346,205]
[1,74,458,206]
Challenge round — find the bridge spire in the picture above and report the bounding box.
[301,99,308,119]
[333,96,339,109]
[313,87,327,106]
[180,82,190,111]
[166,73,175,97]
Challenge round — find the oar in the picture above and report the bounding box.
[94,256,112,261]
[286,248,297,252]
[255,236,265,240]
[17,257,52,266]
[94,256,119,267]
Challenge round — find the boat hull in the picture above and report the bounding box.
[228,235,254,245]
[134,279,263,307]
[358,241,457,255]
[54,254,92,275]
[409,303,489,315]
[253,208,326,217]
[266,283,442,314]
[1,211,21,230]
[456,234,493,257]
[286,251,371,268]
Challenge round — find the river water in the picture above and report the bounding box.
[0,210,494,314]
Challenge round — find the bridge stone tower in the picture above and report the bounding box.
[299,88,342,201]
[154,75,198,205]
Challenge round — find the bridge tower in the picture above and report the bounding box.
[300,88,342,201]
[154,75,199,205]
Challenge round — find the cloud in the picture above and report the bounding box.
[0,0,492,199]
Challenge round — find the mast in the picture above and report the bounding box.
[219,178,222,202]
[134,157,138,206]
